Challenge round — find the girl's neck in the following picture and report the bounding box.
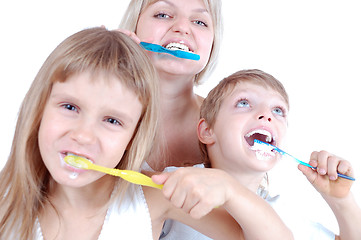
[48,175,115,211]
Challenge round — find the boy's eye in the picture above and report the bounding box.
[273,107,285,117]
[236,99,250,108]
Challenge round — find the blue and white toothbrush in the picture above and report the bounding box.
[253,139,355,181]
[140,42,200,61]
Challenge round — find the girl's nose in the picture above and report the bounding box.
[70,123,96,145]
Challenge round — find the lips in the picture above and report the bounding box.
[162,39,194,53]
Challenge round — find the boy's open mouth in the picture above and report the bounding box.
[244,129,276,147]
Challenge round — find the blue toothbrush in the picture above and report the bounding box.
[140,42,200,61]
[253,139,355,181]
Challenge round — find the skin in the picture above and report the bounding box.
[200,82,288,191]
[120,0,215,170]
[37,71,293,240]
[38,71,143,239]
[198,82,361,240]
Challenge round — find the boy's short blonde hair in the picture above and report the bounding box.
[200,69,289,166]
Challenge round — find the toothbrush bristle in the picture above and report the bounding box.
[64,155,90,169]
[251,139,274,152]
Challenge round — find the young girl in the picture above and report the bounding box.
[197,69,361,239]
[119,0,223,171]
[0,28,293,239]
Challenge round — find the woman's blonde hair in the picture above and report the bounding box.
[0,27,159,239]
[119,0,223,85]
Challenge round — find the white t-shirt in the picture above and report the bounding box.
[36,184,153,240]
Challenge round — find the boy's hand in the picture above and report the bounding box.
[298,150,354,198]
[152,168,236,219]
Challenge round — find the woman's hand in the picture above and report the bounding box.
[116,29,141,44]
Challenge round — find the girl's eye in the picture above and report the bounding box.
[193,20,207,27]
[236,99,250,108]
[273,107,286,117]
[105,117,122,126]
[154,12,171,19]
[62,103,78,112]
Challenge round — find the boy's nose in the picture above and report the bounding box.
[258,115,272,122]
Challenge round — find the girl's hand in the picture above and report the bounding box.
[298,150,354,198]
[152,167,236,219]
[116,29,141,44]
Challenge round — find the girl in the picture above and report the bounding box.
[0,28,293,239]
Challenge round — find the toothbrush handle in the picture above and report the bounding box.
[278,148,355,181]
[336,173,355,181]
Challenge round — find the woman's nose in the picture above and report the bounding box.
[172,17,190,35]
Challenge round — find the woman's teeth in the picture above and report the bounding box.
[165,42,191,52]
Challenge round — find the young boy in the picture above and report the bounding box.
[196,69,361,239]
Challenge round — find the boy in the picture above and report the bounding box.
[196,69,361,239]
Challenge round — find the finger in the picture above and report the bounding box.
[156,172,178,200]
[298,164,318,184]
[326,155,339,180]
[315,150,330,176]
[337,160,354,177]
[151,172,170,185]
[309,151,319,168]
[115,29,141,44]
[189,199,214,219]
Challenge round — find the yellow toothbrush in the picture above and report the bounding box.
[64,155,163,189]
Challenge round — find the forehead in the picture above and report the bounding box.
[225,82,288,106]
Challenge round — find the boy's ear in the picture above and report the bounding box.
[197,118,215,144]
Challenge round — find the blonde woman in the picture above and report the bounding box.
[119,0,223,171]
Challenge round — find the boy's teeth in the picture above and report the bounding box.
[165,42,190,52]
[245,129,273,142]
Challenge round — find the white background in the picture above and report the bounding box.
[1,0,360,234]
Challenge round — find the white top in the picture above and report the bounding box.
[158,164,336,240]
[35,184,153,240]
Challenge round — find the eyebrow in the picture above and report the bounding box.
[155,0,209,13]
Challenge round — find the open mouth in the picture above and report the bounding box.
[164,42,194,53]
[244,129,276,147]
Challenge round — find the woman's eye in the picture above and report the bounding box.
[62,103,77,112]
[105,118,122,126]
[236,99,250,108]
[193,20,207,27]
[154,12,170,19]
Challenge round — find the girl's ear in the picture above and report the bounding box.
[197,118,215,144]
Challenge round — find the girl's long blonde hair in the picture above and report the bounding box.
[0,27,159,239]
[119,0,223,85]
